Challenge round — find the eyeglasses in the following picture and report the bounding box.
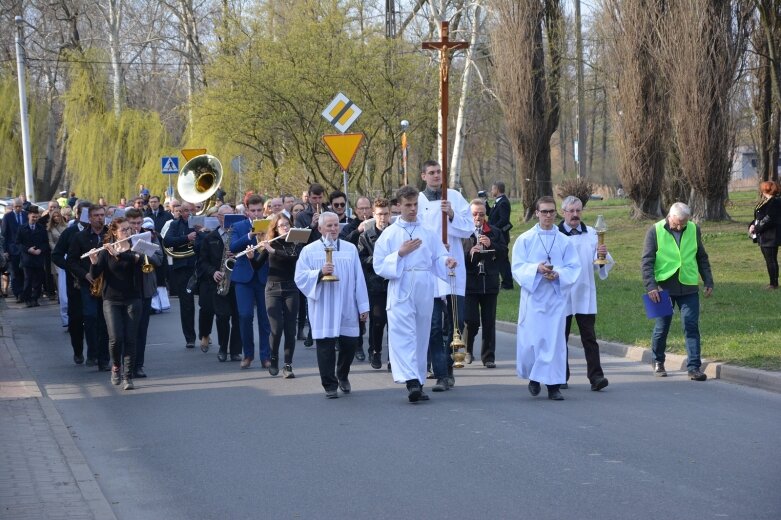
[538,209,556,215]
[277,222,290,229]
[332,202,346,208]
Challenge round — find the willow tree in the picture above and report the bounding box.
[62,56,171,201]
[192,0,435,197]
[599,0,667,219]
[657,0,751,220]
[491,0,564,221]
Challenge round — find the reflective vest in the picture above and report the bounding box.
[654,220,699,285]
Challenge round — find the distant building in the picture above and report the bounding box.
[731,145,781,181]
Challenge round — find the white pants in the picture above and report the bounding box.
[56,266,68,327]
[387,271,434,385]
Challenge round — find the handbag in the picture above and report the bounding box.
[151,286,171,312]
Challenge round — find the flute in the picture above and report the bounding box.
[80,236,133,259]
[233,232,289,259]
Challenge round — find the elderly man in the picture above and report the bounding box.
[511,196,581,401]
[295,212,369,398]
[269,198,284,215]
[642,202,713,381]
[558,196,614,391]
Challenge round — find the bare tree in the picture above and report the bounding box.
[491,0,564,221]
[658,0,751,220]
[600,0,667,219]
[752,1,781,182]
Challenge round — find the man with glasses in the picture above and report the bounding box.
[341,196,372,244]
[163,201,200,349]
[511,196,581,401]
[67,205,110,371]
[1,198,27,301]
[558,196,613,391]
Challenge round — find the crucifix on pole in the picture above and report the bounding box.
[423,20,469,245]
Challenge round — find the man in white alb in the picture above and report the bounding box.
[295,212,369,399]
[511,196,581,401]
[374,186,457,403]
[417,160,473,392]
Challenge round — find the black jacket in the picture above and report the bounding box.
[67,226,107,284]
[198,228,226,282]
[752,196,780,248]
[163,218,198,270]
[464,223,507,295]
[17,224,50,269]
[357,223,389,294]
[488,195,511,233]
[144,208,174,233]
[1,210,27,257]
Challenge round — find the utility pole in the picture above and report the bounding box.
[575,0,586,179]
[14,16,35,200]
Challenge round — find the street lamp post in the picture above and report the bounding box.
[14,16,35,201]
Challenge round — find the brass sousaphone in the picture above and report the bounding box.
[164,154,224,259]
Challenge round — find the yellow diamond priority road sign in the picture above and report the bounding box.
[322,133,365,171]
[322,93,362,133]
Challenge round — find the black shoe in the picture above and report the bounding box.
[85,358,97,367]
[547,387,564,400]
[354,347,366,361]
[338,379,351,394]
[484,361,496,368]
[325,389,339,399]
[217,351,227,362]
[303,337,314,348]
[230,354,242,362]
[370,352,382,369]
[688,369,707,381]
[185,343,195,349]
[432,378,449,392]
[654,362,667,377]
[406,380,422,402]
[134,367,147,378]
[296,326,306,340]
[591,377,609,391]
[25,301,34,308]
[73,354,84,365]
[418,391,430,401]
[282,364,295,378]
[528,380,541,396]
[268,358,279,376]
[560,383,569,389]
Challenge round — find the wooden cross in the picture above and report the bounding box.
[423,20,469,244]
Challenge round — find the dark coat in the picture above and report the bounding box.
[17,224,50,268]
[488,195,511,233]
[1,210,27,257]
[144,208,173,233]
[67,226,107,284]
[357,223,389,294]
[163,218,198,270]
[464,223,507,295]
[198,228,226,282]
[753,196,781,248]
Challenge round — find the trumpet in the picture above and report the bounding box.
[79,231,151,259]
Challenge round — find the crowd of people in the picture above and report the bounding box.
[2,167,764,401]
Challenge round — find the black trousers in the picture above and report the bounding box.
[316,336,357,391]
[171,267,196,344]
[463,292,498,364]
[565,313,605,383]
[760,246,779,286]
[21,265,43,302]
[266,281,299,364]
[43,253,56,296]
[198,279,217,340]
[66,277,84,357]
[213,284,241,355]
[8,255,24,298]
[135,297,152,369]
[367,291,388,355]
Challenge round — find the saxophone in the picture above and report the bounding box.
[216,227,233,296]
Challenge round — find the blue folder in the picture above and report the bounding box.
[223,214,248,229]
[643,289,674,319]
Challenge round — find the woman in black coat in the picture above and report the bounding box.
[749,181,781,290]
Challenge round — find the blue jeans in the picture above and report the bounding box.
[651,292,701,371]
[235,278,270,362]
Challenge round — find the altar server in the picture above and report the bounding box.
[373,186,456,403]
[294,212,369,399]
[511,196,581,401]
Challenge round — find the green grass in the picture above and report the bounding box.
[496,192,781,370]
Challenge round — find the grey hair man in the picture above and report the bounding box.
[641,202,713,381]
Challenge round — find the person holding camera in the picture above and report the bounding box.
[749,181,780,290]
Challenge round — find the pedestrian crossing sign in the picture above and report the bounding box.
[321,93,362,133]
[161,156,179,174]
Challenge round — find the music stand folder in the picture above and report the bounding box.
[285,228,312,244]
[643,289,674,319]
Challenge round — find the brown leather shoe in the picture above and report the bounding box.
[240,357,252,369]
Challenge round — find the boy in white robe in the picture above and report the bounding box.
[294,212,369,398]
[511,196,581,401]
[373,186,456,403]
[558,196,615,391]
[417,160,473,391]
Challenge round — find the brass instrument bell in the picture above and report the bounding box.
[141,255,155,273]
[177,154,223,216]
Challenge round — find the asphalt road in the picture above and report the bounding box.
[5,298,780,520]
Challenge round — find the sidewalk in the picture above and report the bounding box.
[497,320,781,393]
[0,301,117,520]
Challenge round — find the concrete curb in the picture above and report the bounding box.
[496,320,781,394]
[0,301,119,520]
